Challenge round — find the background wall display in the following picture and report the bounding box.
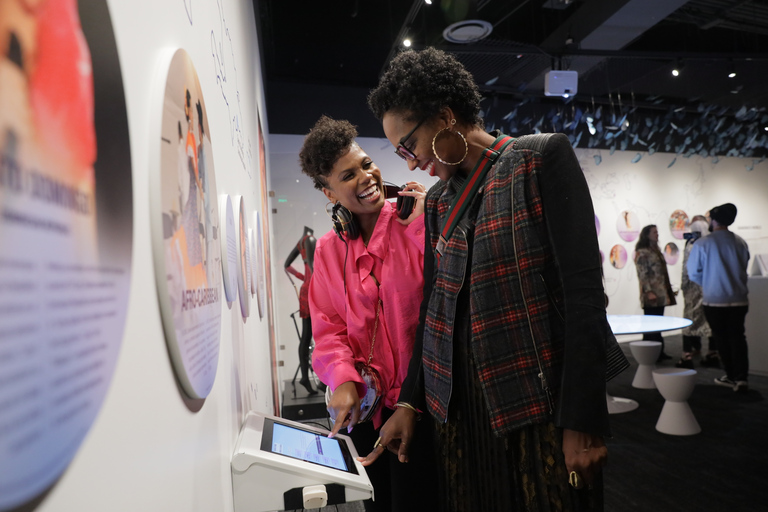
[595,214,601,236]
[0,0,133,508]
[233,195,250,319]
[669,209,689,239]
[664,242,680,265]
[616,210,640,241]
[151,47,221,400]
[219,193,238,304]
[609,245,628,269]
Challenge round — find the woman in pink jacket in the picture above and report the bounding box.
[300,116,437,512]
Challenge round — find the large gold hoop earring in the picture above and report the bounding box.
[432,119,468,166]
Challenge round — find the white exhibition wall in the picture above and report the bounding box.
[270,134,768,376]
[25,1,276,511]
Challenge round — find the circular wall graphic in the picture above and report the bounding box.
[219,194,238,304]
[0,0,133,507]
[151,48,221,399]
[669,209,689,239]
[254,211,267,320]
[609,245,628,269]
[595,214,601,236]
[664,242,680,265]
[233,195,250,319]
[616,210,640,242]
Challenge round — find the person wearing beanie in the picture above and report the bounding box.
[687,203,750,392]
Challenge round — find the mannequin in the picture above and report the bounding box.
[284,226,319,395]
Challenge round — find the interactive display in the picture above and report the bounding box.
[232,412,372,512]
[151,47,221,399]
[0,0,133,508]
[261,419,354,473]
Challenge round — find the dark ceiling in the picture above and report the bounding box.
[256,0,768,158]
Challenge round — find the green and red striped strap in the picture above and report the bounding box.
[436,135,514,262]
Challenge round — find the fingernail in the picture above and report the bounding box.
[347,426,353,434]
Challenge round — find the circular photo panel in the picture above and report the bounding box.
[664,242,680,265]
[0,0,133,508]
[219,194,238,304]
[609,245,628,269]
[234,195,250,320]
[595,214,601,237]
[669,209,689,239]
[255,211,267,320]
[152,48,222,400]
[616,211,640,242]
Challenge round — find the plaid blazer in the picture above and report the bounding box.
[423,145,570,436]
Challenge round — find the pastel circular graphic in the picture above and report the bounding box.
[599,249,604,264]
[664,242,680,265]
[669,209,689,239]
[255,211,267,320]
[0,0,133,507]
[616,211,640,242]
[234,195,250,319]
[219,194,238,304]
[595,215,601,236]
[152,48,222,400]
[609,245,628,269]
[247,228,255,297]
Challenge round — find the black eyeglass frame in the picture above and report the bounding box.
[394,118,426,160]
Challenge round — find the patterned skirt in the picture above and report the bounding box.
[433,323,603,511]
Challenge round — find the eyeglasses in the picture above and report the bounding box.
[394,118,426,160]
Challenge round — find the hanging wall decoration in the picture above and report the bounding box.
[219,194,238,304]
[609,245,628,269]
[233,195,250,320]
[669,209,689,239]
[150,48,221,400]
[664,242,680,265]
[616,210,640,242]
[0,0,133,508]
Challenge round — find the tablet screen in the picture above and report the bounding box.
[260,419,358,474]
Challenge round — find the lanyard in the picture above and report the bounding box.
[435,135,514,263]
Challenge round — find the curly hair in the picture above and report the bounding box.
[367,47,483,126]
[635,225,658,251]
[299,116,358,190]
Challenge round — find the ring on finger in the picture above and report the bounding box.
[569,471,584,489]
[373,437,382,449]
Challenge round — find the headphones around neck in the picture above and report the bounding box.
[330,202,359,241]
[328,182,415,242]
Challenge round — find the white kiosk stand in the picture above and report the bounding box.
[231,411,373,511]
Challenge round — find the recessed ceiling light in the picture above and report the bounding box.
[403,38,412,47]
[442,20,493,44]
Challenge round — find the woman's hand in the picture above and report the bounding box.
[645,291,658,303]
[396,181,427,225]
[327,381,362,437]
[562,429,607,488]
[357,407,418,465]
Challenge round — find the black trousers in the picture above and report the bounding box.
[703,305,749,381]
[642,306,666,352]
[347,407,438,512]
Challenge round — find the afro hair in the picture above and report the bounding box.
[299,116,358,190]
[368,47,483,127]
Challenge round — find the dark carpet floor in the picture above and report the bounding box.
[604,333,768,512]
[303,333,768,511]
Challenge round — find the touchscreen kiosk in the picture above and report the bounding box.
[231,411,373,512]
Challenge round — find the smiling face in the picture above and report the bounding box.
[322,143,386,221]
[383,111,456,181]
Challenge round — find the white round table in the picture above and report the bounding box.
[606,314,693,414]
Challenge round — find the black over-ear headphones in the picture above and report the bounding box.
[330,202,360,241]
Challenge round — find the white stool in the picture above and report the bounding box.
[629,341,661,389]
[653,368,701,436]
